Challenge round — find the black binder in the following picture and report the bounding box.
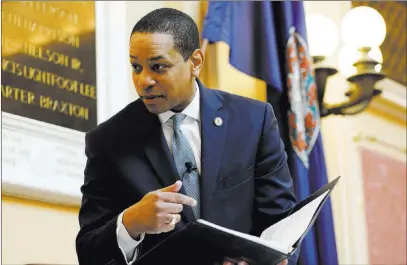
[134,176,341,265]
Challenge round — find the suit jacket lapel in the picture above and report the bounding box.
[143,120,178,188]
[142,107,196,222]
[199,81,228,219]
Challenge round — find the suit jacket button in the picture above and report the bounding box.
[214,117,223,126]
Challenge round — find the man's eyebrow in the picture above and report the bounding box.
[149,55,166,61]
[129,55,167,61]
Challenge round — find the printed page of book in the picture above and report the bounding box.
[260,190,330,249]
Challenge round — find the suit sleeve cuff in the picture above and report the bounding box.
[116,211,145,263]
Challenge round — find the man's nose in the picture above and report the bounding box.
[136,71,156,90]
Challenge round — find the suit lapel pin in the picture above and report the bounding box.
[214,117,223,127]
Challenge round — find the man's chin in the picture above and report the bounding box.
[144,104,168,115]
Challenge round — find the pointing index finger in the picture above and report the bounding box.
[158,191,197,207]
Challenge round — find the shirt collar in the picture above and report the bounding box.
[158,81,200,125]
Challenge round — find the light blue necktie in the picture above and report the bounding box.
[171,114,201,219]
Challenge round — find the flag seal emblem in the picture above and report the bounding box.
[286,26,320,168]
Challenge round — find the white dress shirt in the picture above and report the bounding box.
[116,82,202,264]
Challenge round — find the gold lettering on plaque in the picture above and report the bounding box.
[2,10,80,48]
[2,58,96,99]
[1,84,35,104]
[39,96,89,120]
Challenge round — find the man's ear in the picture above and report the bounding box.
[190,49,204,78]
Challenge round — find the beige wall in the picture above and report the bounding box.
[2,196,80,264]
[321,111,406,265]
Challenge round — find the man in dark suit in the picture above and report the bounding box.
[76,7,298,265]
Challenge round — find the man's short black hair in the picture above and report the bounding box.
[131,8,200,61]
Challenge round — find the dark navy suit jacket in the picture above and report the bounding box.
[76,80,299,265]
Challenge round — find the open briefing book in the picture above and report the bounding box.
[135,176,341,265]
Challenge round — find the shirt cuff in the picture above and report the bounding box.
[116,211,145,263]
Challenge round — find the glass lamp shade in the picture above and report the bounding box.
[306,14,339,57]
[341,6,386,48]
[338,45,383,78]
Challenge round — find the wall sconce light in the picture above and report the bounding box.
[306,6,387,117]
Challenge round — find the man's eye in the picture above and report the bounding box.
[151,64,167,72]
[132,64,142,73]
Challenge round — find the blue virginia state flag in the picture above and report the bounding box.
[202,2,339,265]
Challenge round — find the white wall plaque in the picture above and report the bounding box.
[2,112,86,205]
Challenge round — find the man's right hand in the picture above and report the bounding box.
[122,180,197,239]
